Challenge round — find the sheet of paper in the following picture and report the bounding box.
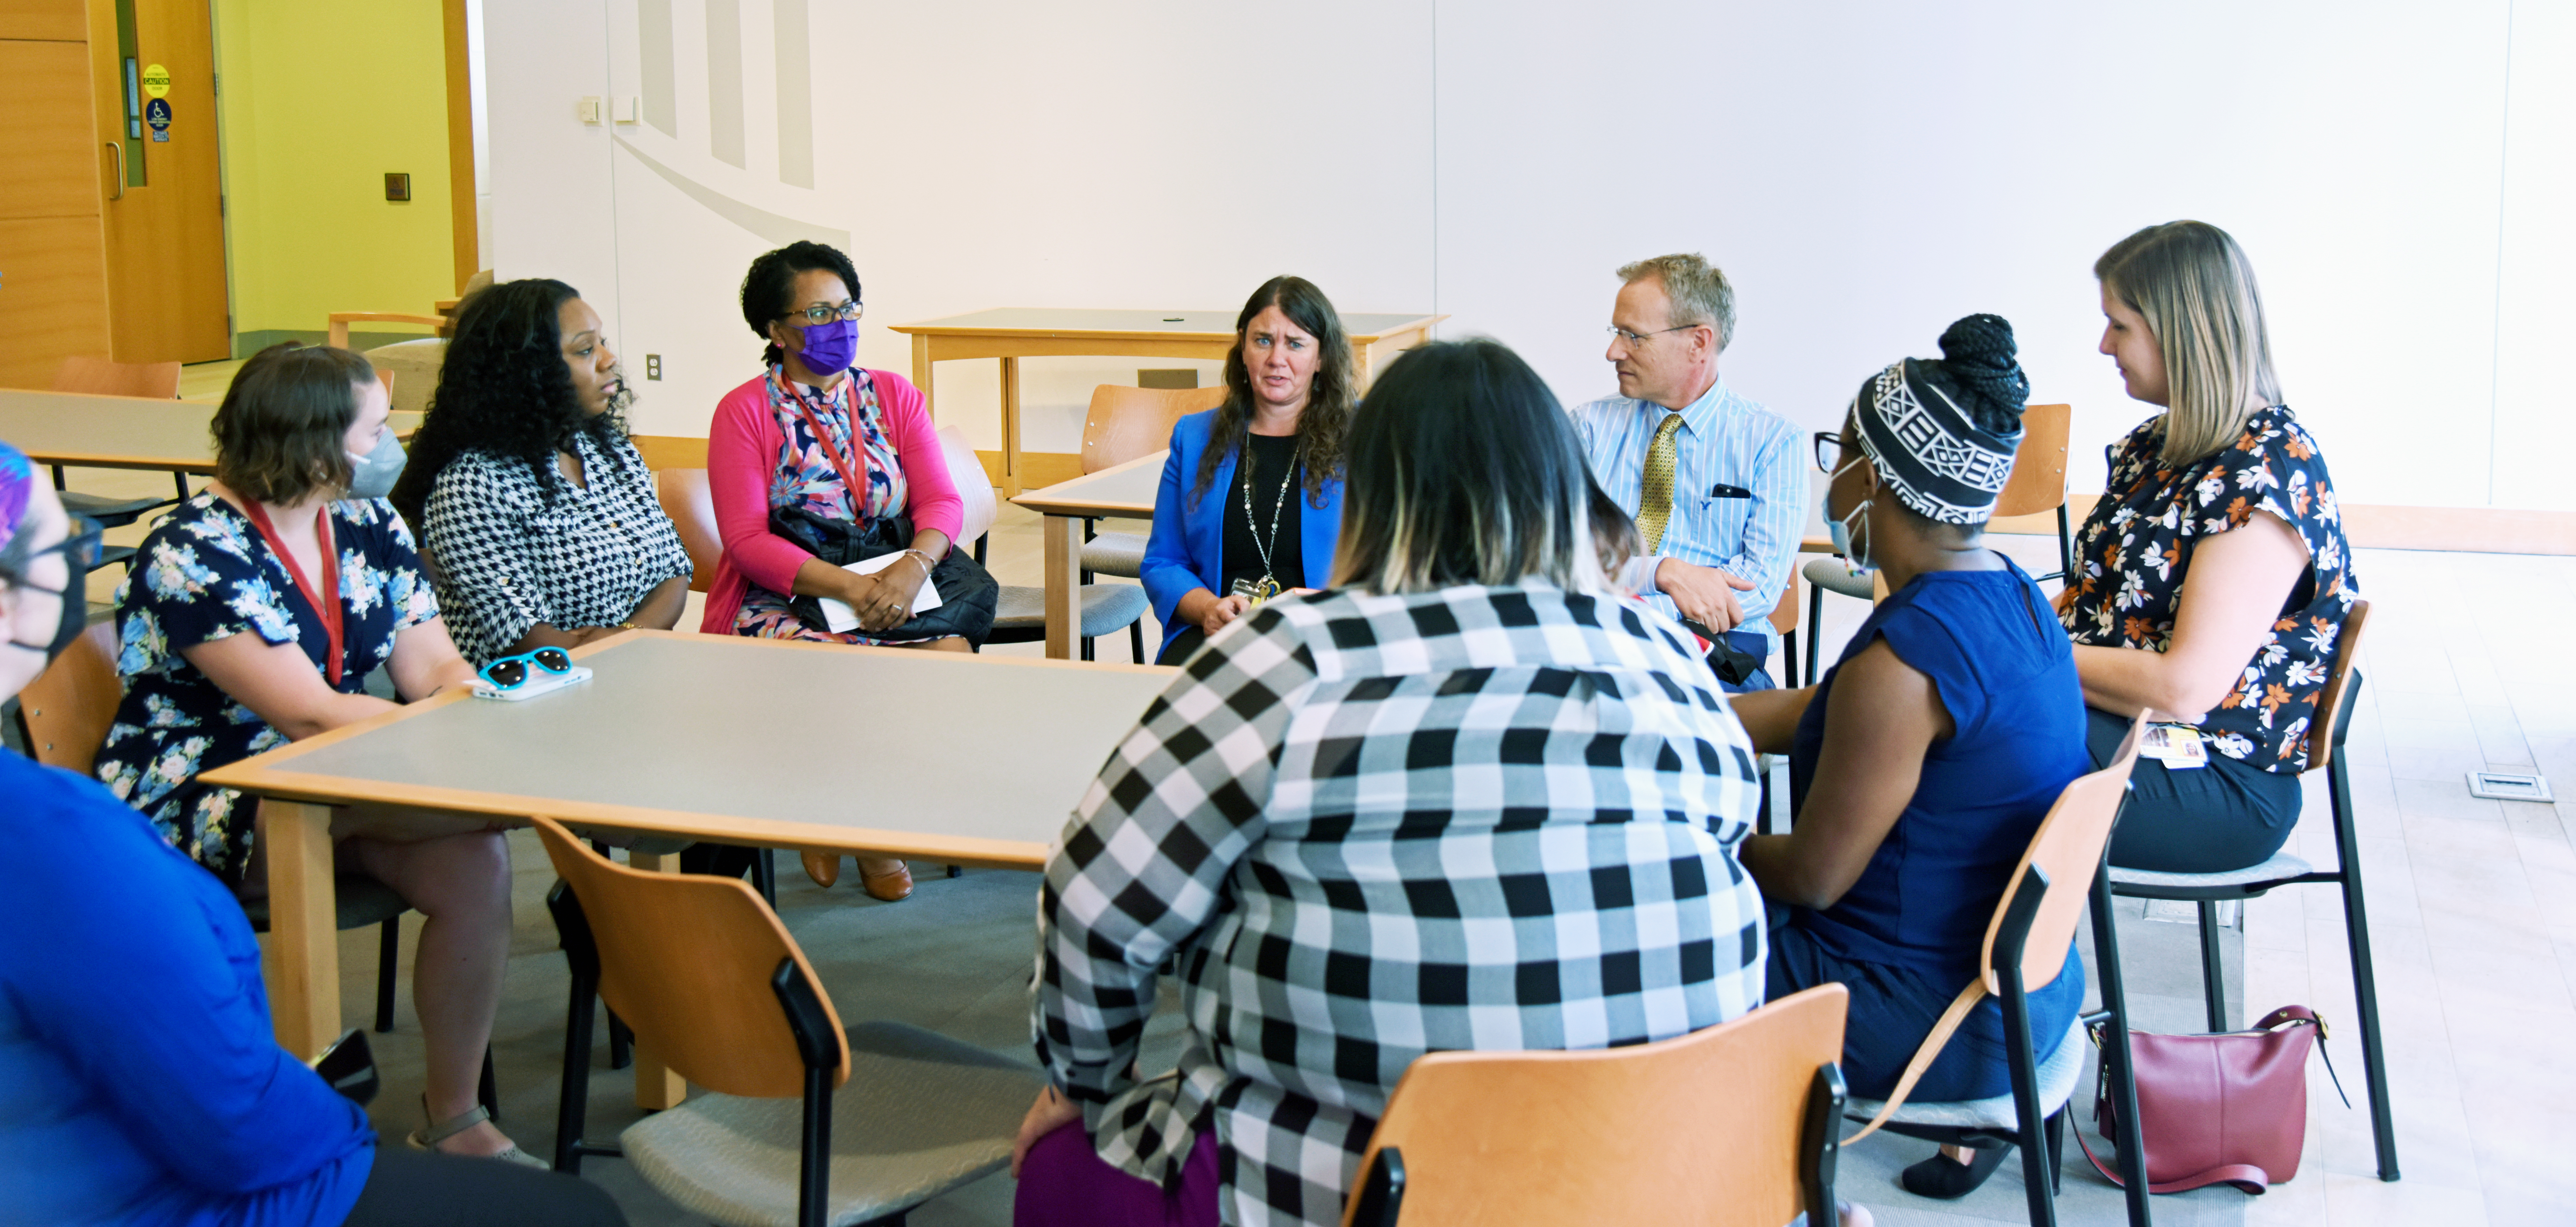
[818,551,944,634]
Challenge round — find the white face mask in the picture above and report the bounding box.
[1822,453,1875,575]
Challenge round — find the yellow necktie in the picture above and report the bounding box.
[1636,411,1685,554]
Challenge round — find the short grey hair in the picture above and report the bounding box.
[1617,253,1736,352]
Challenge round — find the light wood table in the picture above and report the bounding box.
[201,630,1174,1106]
[2,387,425,475]
[887,309,1443,496]
[1011,451,1164,660]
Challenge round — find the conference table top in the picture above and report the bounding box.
[200,630,1177,867]
[890,308,1443,344]
[0,388,424,473]
[1011,450,1163,520]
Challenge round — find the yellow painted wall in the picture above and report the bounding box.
[214,0,453,343]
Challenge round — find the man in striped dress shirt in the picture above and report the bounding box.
[1574,252,1807,690]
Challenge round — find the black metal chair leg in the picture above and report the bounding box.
[2046,1109,2065,1195]
[608,1011,633,1071]
[2001,989,2056,1227]
[1130,620,1144,664]
[374,917,400,1032]
[2198,900,2229,1032]
[1081,634,1095,662]
[2330,757,2401,1180]
[751,847,777,908]
[1804,580,1823,686]
[2089,863,2155,1226]
[556,968,597,1172]
[478,1046,499,1121]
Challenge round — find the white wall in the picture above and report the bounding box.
[486,0,2575,514]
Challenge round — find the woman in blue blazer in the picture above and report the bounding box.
[1140,276,1351,664]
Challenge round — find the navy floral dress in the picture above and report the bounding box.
[2061,406,2360,771]
[96,494,441,883]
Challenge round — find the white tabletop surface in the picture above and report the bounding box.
[893,308,1437,339]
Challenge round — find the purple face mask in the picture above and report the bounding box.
[794,319,858,376]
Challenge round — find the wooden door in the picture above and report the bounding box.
[88,0,227,364]
[0,0,113,388]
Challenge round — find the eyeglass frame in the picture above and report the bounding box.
[1605,323,1699,348]
[777,300,864,326]
[477,646,575,690]
[0,515,104,587]
[1813,431,1853,474]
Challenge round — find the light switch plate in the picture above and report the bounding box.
[577,96,603,125]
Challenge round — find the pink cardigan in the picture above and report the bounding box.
[698,368,965,634]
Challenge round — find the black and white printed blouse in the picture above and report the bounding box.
[1034,583,1767,1227]
[421,432,693,667]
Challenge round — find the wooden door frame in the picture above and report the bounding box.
[441,0,475,294]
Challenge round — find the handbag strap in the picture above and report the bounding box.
[1840,976,1989,1145]
[2073,1122,2272,1195]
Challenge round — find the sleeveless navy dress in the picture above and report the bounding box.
[1774,558,2092,1101]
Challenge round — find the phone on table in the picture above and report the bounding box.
[310,1027,381,1106]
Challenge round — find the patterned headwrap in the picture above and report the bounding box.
[1850,313,2030,525]
[0,440,32,558]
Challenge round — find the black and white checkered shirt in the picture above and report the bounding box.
[421,434,693,667]
[1034,584,1766,1227]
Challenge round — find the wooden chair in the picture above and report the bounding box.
[938,426,1149,662]
[48,357,190,569]
[1074,385,1224,583]
[1802,405,2076,685]
[1343,983,1851,1227]
[631,434,712,472]
[2108,599,2396,1180]
[1837,714,2155,1227]
[533,816,1040,1227]
[654,469,721,595]
[13,623,415,1035]
[325,312,451,350]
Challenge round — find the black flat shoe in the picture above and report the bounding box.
[1901,1146,2006,1199]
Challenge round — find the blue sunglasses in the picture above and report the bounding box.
[478,647,574,691]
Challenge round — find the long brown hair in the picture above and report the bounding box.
[1189,276,1355,509]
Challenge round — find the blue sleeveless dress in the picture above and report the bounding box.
[1774,557,2092,1101]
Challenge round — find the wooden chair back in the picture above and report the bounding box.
[326,312,450,350]
[938,425,999,545]
[630,435,712,471]
[1081,385,1224,475]
[1981,712,2147,994]
[52,356,180,399]
[654,469,720,594]
[2303,598,2371,773]
[531,815,849,1097]
[1768,569,1800,636]
[16,621,120,773]
[1343,984,1848,1227]
[1993,403,2070,520]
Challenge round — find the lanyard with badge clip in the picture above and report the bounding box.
[1233,436,1297,604]
[241,501,346,687]
[780,372,872,513]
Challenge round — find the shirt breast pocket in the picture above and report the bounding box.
[1694,493,1753,555]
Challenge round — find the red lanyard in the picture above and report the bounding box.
[242,500,345,687]
[779,372,870,510]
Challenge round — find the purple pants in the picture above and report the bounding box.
[1014,1122,1220,1227]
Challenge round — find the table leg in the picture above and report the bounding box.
[625,849,688,1110]
[1000,355,1023,497]
[1043,512,1080,660]
[911,334,935,421]
[259,801,341,1060]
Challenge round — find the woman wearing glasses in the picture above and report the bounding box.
[1138,275,1353,665]
[393,277,693,670]
[91,346,539,1167]
[702,241,993,899]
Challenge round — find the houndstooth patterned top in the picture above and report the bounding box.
[421,432,693,667]
[1034,583,1768,1226]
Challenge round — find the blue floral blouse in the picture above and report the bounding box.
[2061,406,2360,771]
[97,494,441,882]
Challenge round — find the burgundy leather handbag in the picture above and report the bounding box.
[2079,1005,2345,1194]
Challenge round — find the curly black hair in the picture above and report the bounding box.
[390,278,630,529]
[740,241,862,368]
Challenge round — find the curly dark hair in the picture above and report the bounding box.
[741,241,863,368]
[1189,276,1354,510]
[390,278,629,528]
[212,343,378,505]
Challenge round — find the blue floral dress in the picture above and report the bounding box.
[2061,406,2360,770]
[734,366,913,644]
[96,494,441,883]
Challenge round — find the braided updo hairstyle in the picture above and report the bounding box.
[1923,313,2031,436]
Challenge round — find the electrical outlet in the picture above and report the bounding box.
[645,355,662,381]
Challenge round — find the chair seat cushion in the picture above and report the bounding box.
[2110,852,2312,896]
[58,489,170,526]
[240,873,410,933]
[622,1021,1042,1227]
[1803,556,1875,600]
[1846,1015,2087,1131]
[365,339,449,415]
[993,583,1149,637]
[1079,531,1148,578]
